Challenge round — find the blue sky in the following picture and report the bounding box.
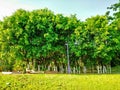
[0,0,118,21]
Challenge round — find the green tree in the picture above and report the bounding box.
[0,9,30,71]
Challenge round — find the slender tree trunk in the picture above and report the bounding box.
[103,65,107,73]
[38,65,40,71]
[48,65,50,71]
[33,59,37,71]
[26,59,30,70]
[60,65,64,73]
[91,64,94,73]
[76,66,78,73]
[83,66,87,73]
[53,66,57,72]
[109,65,111,73]
[78,66,80,74]
[65,66,68,73]
[97,65,99,74]
[100,65,102,74]
[73,67,75,74]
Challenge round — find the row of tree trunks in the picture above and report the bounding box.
[25,60,112,74]
[96,65,111,74]
[46,64,87,74]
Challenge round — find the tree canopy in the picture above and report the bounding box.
[0,1,120,73]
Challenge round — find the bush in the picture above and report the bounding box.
[13,60,26,72]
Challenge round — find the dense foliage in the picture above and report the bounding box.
[0,2,120,73]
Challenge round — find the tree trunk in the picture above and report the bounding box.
[83,66,87,73]
[103,65,107,73]
[73,67,75,74]
[48,65,50,71]
[66,66,67,73]
[109,65,111,73]
[38,65,40,71]
[53,66,57,72]
[33,59,36,71]
[99,65,102,74]
[60,65,64,73]
[27,59,30,70]
[78,66,80,74]
[97,65,100,74]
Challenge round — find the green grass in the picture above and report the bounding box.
[0,74,120,90]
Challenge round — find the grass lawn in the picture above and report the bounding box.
[0,74,120,90]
